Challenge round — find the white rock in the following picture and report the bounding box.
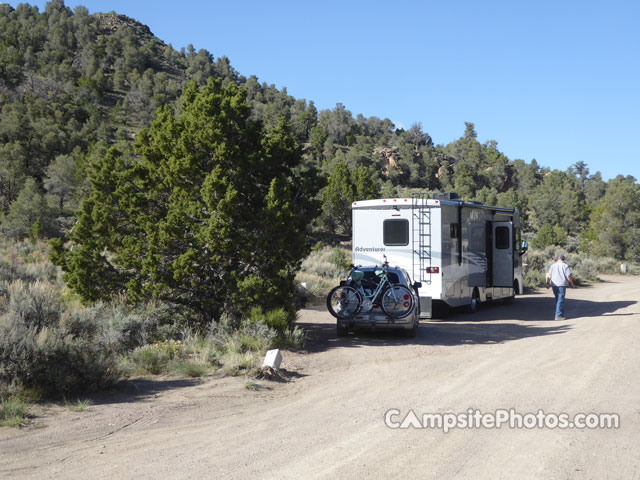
[262,349,282,371]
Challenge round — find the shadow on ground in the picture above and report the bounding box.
[300,319,571,353]
[300,294,637,353]
[453,296,636,322]
[68,378,203,406]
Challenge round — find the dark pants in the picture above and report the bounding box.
[552,286,566,318]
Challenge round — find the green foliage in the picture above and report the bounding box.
[329,247,351,271]
[588,175,640,261]
[531,224,567,249]
[177,360,208,378]
[0,396,27,428]
[0,239,58,286]
[528,170,586,234]
[244,306,292,332]
[52,79,317,324]
[381,180,396,198]
[0,309,121,397]
[272,325,306,350]
[44,153,82,212]
[1,178,54,239]
[5,279,62,330]
[0,239,180,397]
[129,340,184,375]
[65,398,92,412]
[321,160,380,235]
[296,245,349,303]
[321,160,355,234]
[522,246,631,288]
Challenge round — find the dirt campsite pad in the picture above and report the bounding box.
[1,275,639,479]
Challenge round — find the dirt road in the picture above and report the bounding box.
[2,275,639,479]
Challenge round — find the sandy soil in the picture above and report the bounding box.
[1,275,639,479]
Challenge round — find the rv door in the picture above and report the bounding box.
[492,222,513,287]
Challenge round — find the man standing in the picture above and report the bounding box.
[546,254,575,320]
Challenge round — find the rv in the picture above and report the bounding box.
[351,193,528,318]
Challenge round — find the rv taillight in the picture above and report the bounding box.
[403,294,410,300]
[426,267,439,274]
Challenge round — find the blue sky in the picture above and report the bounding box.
[16,0,640,181]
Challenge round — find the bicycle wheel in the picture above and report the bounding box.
[326,286,362,319]
[381,285,414,318]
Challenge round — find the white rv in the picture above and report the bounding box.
[352,193,528,318]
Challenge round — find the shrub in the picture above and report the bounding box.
[624,263,640,275]
[218,350,260,376]
[207,318,276,374]
[176,360,208,378]
[296,245,349,303]
[65,398,92,412]
[0,277,122,397]
[128,340,184,375]
[93,300,167,352]
[0,396,27,428]
[0,318,121,397]
[521,246,638,288]
[244,306,292,333]
[6,280,62,330]
[531,224,568,249]
[0,240,60,296]
[273,325,306,351]
[299,246,348,278]
[329,247,351,271]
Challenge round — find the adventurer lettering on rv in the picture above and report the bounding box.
[354,247,386,253]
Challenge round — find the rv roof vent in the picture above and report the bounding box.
[431,192,459,201]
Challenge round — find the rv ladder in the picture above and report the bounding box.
[411,193,432,284]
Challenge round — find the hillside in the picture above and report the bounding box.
[0,1,639,261]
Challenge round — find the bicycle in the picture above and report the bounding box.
[326,256,415,319]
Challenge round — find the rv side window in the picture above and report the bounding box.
[496,226,510,249]
[383,219,409,246]
[450,223,459,239]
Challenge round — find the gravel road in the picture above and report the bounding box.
[2,275,639,479]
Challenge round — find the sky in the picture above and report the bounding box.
[14,0,640,181]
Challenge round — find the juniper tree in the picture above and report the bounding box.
[51,79,318,325]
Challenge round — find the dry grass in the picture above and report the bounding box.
[296,245,350,303]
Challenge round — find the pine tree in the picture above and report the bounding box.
[1,178,52,239]
[51,79,317,325]
[589,175,640,261]
[320,162,380,235]
[321,160,355,235]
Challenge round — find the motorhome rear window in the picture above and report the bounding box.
[496,226,510,249]
[383,219,409,246]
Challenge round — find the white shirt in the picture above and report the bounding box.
[548,261,572,287]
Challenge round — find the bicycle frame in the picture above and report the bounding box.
[348,262,401,308]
